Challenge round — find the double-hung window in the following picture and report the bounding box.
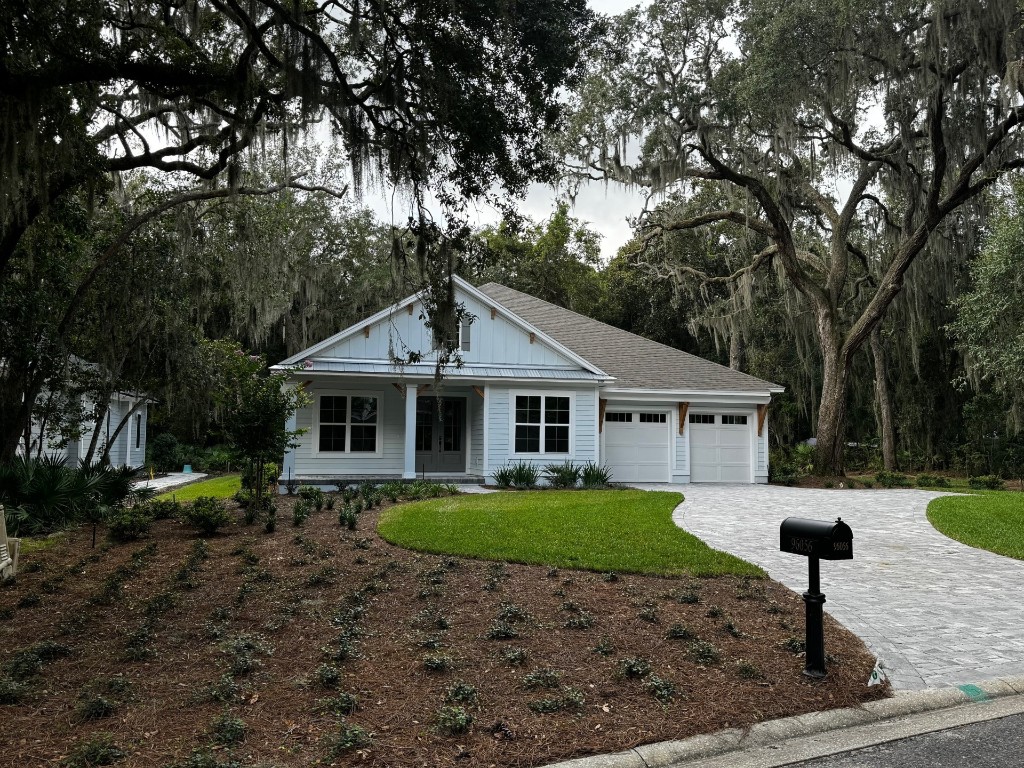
[515,395,570,454]
[318,395,379,453]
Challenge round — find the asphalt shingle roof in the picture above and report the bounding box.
[477,282,782,394]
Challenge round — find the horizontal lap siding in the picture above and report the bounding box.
[485,386,599,480]
[469,395,484,473]
[293,381,405,475]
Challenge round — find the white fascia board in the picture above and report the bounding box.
[453,276,609,378]
[600,387,778,404]
[281,370,608,386]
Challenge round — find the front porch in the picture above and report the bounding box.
[282,378,487,488]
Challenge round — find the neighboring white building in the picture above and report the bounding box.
[24,391,150,469]
[273,277,783,488]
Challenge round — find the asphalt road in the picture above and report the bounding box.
[790,712,1024,767]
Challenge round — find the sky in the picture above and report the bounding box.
[358,0,649,263]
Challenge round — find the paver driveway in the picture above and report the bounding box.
[633,484,1024,691]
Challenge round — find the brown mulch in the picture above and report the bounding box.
[0,495,888,767]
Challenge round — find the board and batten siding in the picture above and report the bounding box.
[484,385,600,481]
[312,289,581,369]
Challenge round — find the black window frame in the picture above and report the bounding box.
[514,394,571,454]
[318,394,379,453]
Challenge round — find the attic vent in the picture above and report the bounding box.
[460,318,472,352]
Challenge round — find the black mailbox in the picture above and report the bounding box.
[779,516,853,679]
[780,517,852,560]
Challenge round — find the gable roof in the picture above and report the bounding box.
[274,277,610,381]
[476,283,782,395]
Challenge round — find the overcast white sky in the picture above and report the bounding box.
[359,0,649,262]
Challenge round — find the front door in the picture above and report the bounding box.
[415,397,466,474]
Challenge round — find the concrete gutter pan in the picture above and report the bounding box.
[542,676,1024,768]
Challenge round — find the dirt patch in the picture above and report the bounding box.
[0,495,888,767]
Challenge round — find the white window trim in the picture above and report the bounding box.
[508,390,575,458]
[314,391,384,457]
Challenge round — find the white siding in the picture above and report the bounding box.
[484,385,600,481]
[293,380,406,476]
[313,289,580,369]
[291,380,485,478]
[755,412,769,483]
[469,394,484,473]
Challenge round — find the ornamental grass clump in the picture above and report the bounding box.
[543,461,582,489]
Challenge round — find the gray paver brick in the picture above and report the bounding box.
[632,484,1024,691]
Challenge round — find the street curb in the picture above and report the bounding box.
[542,676,1024,768]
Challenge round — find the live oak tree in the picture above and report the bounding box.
[567,0,1024,473]
[0,0,593,459]
[1,0,594,275]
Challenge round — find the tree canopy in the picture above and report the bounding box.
[566,0,1024,472]
[1,0,594,276]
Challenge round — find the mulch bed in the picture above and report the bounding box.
[0,494,888,767]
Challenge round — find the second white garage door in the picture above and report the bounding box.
[604,411,670,483]
[689,414,751,483]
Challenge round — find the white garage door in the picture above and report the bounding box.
[689,414,751,483]
[604,411,670,483]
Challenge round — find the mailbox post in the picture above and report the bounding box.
[779,517,853,679]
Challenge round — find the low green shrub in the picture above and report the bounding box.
[107,507,153,542]
[445,682,478,705]
[528,686,584,713]
[544,461,582,489]
[617,657,652,679]
[210,711,246,745]
[874,470,910,488]
[436,705,473,735]
[644,675,677,702]
[324,722,372,757]
[180,497,233,536]
[75,694,115,721]
[298,486,326,510]
[509,461,540,488]
[145,499,182,520]
[969,474,1004,490]
[293,498,313,527]
[916,473,950,488]
[61,732,124,767]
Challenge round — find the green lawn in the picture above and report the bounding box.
[927,491,1024,560]
[154,474,241,502]
[377,490,763,577]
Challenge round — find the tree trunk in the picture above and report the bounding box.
[728,319,745,371]
[813,312,849,476]
[101,399,147,465]
[84,399,111,466]
[870,326,897,471]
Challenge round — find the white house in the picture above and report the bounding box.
[273,277,783,487]
[24,391,150,469]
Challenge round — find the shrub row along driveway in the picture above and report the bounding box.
[638,484,1024,691]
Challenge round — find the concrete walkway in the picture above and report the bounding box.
[134,471,208,493]
[631,484,1024,691]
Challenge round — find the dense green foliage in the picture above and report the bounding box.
[565,0,1024,473]
[0,457,152,537]
[377,490,762,577]
[927,492,1024,561]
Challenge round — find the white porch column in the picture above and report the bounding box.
[403,384,418,479]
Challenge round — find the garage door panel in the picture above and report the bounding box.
[689,417,751,483]
[604,412,670,484]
